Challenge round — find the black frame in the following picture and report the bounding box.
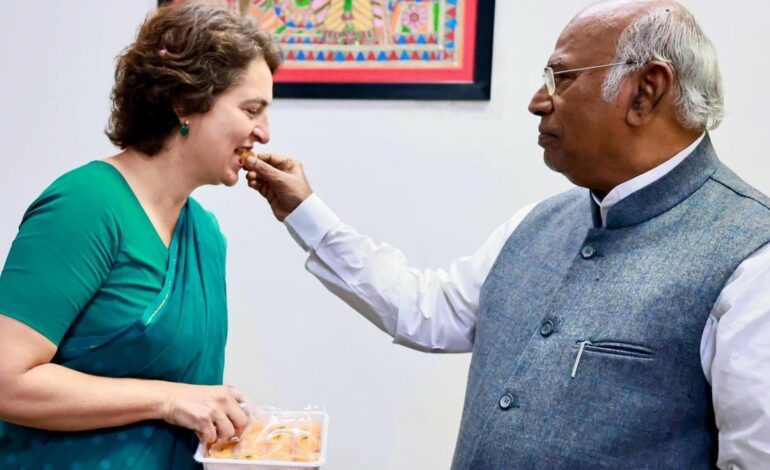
[157,0,495,100]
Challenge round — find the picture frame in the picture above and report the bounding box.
[157,0,495,100]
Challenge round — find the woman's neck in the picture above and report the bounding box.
[113,147,195,203]
[105,147,197,247]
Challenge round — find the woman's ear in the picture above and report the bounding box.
[172,104,186,123]
[626,61,675,127]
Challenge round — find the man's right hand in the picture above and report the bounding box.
[244,154,313,221]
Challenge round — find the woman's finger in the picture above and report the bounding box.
[197,422,217,444]
[212,410,236,442]
[226,385,248,404]
[225,403,249,435]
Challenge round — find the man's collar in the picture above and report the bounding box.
[591,133,706,227]
[588,133,719,229]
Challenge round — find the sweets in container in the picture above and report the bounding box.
[194,407,329,470]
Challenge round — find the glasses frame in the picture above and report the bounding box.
[543,60,638,96]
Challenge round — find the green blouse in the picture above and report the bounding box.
[0,161,229,469]
[0,161,169,345]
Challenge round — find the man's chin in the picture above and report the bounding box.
[543,152,580,183]
[542,151,562,173]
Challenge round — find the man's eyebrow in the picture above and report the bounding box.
[547,57,566,69]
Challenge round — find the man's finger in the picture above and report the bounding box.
[252,180,268,197]
[246,157,284,182]
[262,161,291,186]
[255,153,294,171]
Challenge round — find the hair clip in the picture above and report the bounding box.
[159,49,168,57]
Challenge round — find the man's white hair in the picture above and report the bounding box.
[601,5,725,130]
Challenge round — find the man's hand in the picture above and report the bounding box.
[244,154,313,221]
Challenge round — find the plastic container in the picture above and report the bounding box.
[194,410,329,470]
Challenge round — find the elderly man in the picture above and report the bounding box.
[245,0,770,467]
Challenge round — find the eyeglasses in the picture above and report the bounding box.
[543,60,638,96]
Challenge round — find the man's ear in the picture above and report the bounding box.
[626,62,675,127]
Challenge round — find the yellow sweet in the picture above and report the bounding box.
[235,147,255,166]
[295,432,321,454]
[206,438,238,459]
[205,413,323,463]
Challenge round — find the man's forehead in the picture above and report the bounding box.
[546,0,661,66]
[548,19,620,66]
[576,0,649,21]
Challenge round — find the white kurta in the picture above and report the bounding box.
[284,135,770,468]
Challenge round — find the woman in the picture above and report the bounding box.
[0,1,281,468]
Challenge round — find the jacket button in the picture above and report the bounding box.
[499,393,514,410]
[580,245,596,259]
[540,320,554,337]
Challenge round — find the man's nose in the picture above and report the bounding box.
[528,85,553,117]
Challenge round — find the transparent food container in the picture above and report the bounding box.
[194,409,329,470]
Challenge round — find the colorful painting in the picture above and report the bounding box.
[159,0,495,99]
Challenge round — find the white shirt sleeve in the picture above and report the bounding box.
[283,195,770,467]
[283,194,538,352]
[708,242,770,469]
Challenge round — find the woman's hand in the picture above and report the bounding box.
[244,154,313,221]
[0,314,250,443]
[160,383,249,445]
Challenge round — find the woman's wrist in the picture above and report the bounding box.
[141,379,175,422]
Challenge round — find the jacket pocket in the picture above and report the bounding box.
[571,340,655,378]
[578,340,655,359]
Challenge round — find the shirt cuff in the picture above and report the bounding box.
[283,193,340,252]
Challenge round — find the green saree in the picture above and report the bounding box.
[0,198,228,469]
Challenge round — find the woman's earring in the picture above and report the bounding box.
[180,120,190,137]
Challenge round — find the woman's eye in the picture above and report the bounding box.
[244,108,260,117]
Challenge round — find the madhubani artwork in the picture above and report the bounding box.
[178,0,468,68]
[162,0,493,99]
[244,0,465,67]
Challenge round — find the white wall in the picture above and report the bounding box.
[1,1,768,469]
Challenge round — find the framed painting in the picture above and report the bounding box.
[158,0,495,100]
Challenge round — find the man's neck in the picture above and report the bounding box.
[590,132,706,227]
[593,128,704,195]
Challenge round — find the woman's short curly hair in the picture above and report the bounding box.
[105,0,282,155]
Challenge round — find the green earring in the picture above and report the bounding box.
[180,120,190,136]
